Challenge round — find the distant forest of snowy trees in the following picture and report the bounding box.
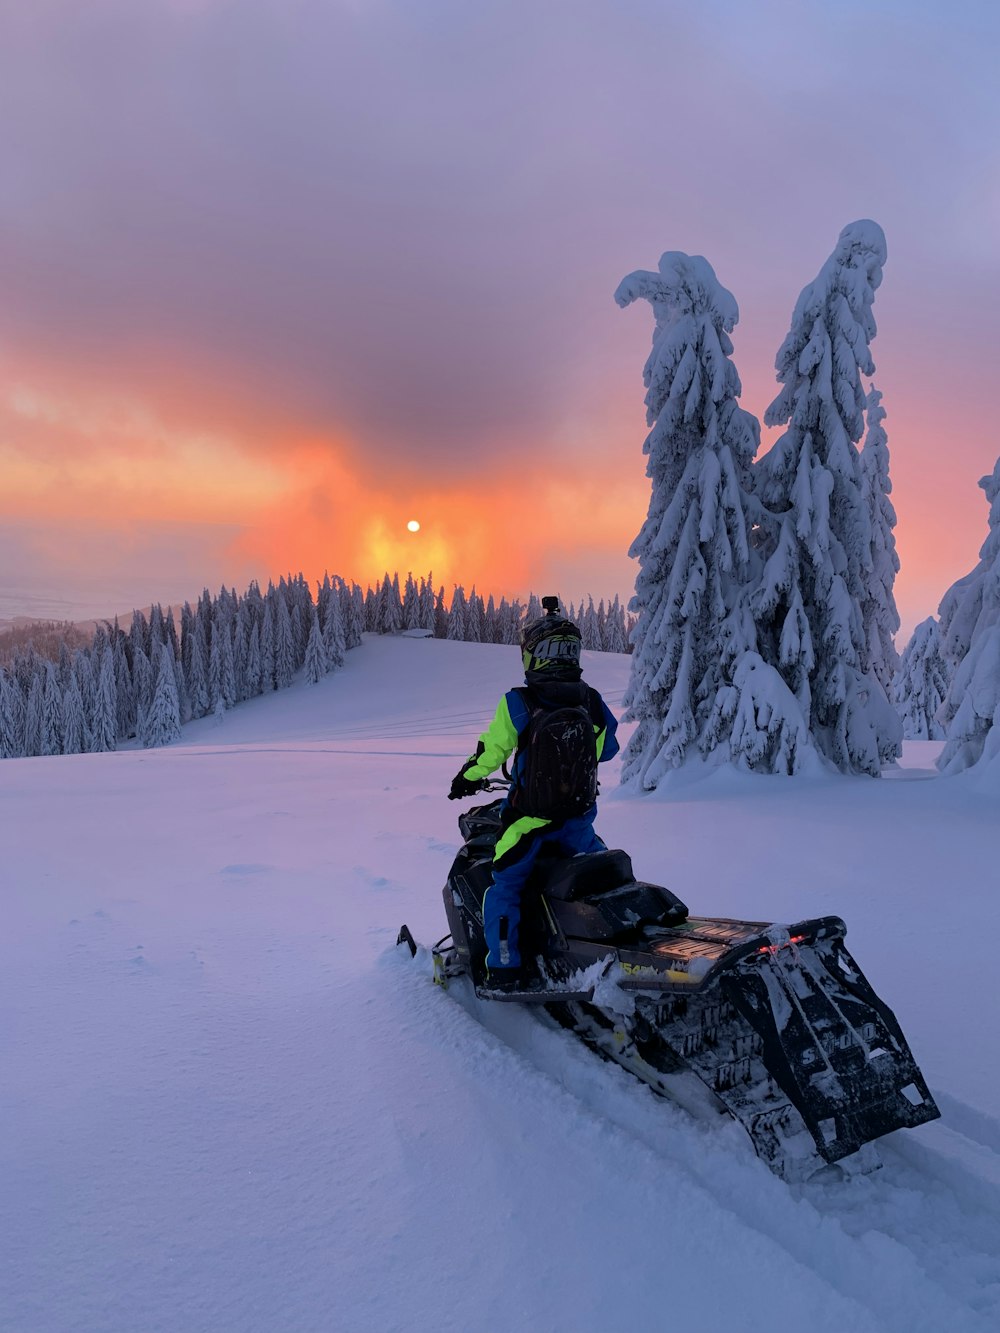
[0,576,631,760]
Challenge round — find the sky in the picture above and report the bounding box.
[1,0,998,641]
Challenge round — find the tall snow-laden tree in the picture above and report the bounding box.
[233,601,250,704]
[261,595,277,691]
[604,596,628,653]
[403,573,421,631]
[141,643,181,748]
[304,606,328,683]
[23,673,43,757]
[937,456,1000,773]
[112,631,134,740]
[0,674,22,758]
[447,586,468,641]
[615,250,762,786]
[434,586,448,638]
[41,662,62,756]
[74,649,96,725]
[187,628,211,718]
[348,583,366,649]
[581,597,600,650]
[484,595,499,643]
[132,641,154,727]
[218,618,237,710]
[91,650,117,753]
[420,575,436,633]
[322,588,346,670]
[859,386,900,689]
[755,220,900,775]
[246,621,263,698]
[275,592,296,689]
[0,676,13,758]
[892,617,947,740]
[290,601,304,670]
[62,672,88,755]
[466,588,484,643]
[376,573,402,635]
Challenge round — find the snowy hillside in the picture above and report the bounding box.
[3,636,999,1333]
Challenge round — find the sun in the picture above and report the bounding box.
[407,519,420,532]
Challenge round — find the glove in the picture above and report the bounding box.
[448,770,483,800]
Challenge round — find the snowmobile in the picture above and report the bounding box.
[398,791,940,1180]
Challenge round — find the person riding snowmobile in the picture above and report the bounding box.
[448,597,619,990]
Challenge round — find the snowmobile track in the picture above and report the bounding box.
[433,960,1000,1333]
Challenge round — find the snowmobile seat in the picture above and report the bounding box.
[539,848,634,902]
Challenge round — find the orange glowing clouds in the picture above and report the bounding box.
[0,382,295,538]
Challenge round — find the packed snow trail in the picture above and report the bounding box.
[2,636,998,1332]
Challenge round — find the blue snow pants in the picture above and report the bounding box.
[483,805,606,972]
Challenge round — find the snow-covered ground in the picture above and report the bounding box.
[3,636,998,1333]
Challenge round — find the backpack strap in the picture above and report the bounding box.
[585,686,607,731]
[506,687,534,738]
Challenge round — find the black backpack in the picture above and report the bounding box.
[512,686,600,820]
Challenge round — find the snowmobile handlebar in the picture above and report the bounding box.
[447,776,509,801]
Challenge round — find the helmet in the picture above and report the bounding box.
[520,597,582,678]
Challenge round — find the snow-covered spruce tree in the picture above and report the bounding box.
[615,251,762,786]
[24,672,43,756]
[187,628,211,719]
[290,601,304,670]
[132,640,154,726]
[755,220,901,775]
[403,573,421,631]
[246,621,263,698]
[62,672,88,754]
[112,631,134,740]
[447,586,468,641]
[0,673,22,758]
[218,616,237,710]
[322,588,346,670]
[604,596,628,653]
[41,661,62,756]
[91,649,117,752]
[892,617,947,740]
[420,575,436,633]
[274,591,296,689]
[434,586,448,638]
[859,387,900,689]
[344,583,362,649]
[261,594,277,691]
[141,643,181,748]
[304,606,328,683]
[74,649,96,726]
[498,598,519,645]
[937,456,1000,773]
[466,588,484,643]
[376,573,402,635]
[233,602,250,704]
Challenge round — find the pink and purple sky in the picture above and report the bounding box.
[1,0,997,641]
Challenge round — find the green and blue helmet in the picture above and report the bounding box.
[520,597,582,679]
